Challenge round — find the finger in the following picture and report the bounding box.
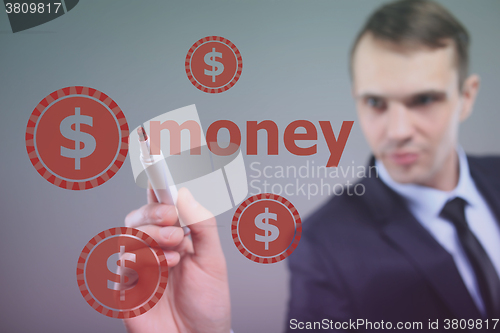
[125,203,178,228]
[136,225,185,249]
[176,188,224,262]
[164,250,180,267]
[169,234,194,257]
[115,247,180,270]
[147,187,159,204]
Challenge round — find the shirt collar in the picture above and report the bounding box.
[375,146,478,217]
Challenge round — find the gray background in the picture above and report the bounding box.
[1,1,499,332]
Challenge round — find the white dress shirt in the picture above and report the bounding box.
[376,147,500,316]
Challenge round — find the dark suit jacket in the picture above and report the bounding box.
[286,156,500,332]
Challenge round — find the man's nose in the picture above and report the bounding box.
[386,104,413,142]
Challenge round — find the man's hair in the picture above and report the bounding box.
[350,0,470,89]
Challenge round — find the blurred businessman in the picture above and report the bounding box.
[287,0,500,330]
[123,1,500,332]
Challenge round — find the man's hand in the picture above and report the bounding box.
[123,188,231,333]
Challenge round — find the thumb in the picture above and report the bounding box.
[176,188,224,261]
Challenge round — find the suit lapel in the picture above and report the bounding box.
[468,157,500,228]
[361,168,481,319]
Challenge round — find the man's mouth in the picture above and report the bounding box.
[388,151,419,166]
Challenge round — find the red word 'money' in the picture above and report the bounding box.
[149,120,354,167]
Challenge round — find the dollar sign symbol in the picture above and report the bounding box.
[107,246,139,301]
[204,47,224,83]
[254,207,280,250]
[60,107,96,170]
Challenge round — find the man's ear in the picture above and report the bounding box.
[459,74,480,122]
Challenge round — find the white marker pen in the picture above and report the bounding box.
[138,126,189,234]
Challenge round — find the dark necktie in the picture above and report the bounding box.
[440,197,500,319]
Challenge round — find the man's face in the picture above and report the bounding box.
[352,33,469,186]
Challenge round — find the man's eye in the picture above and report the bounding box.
[412,94,436,106]
[366,97,386,110]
